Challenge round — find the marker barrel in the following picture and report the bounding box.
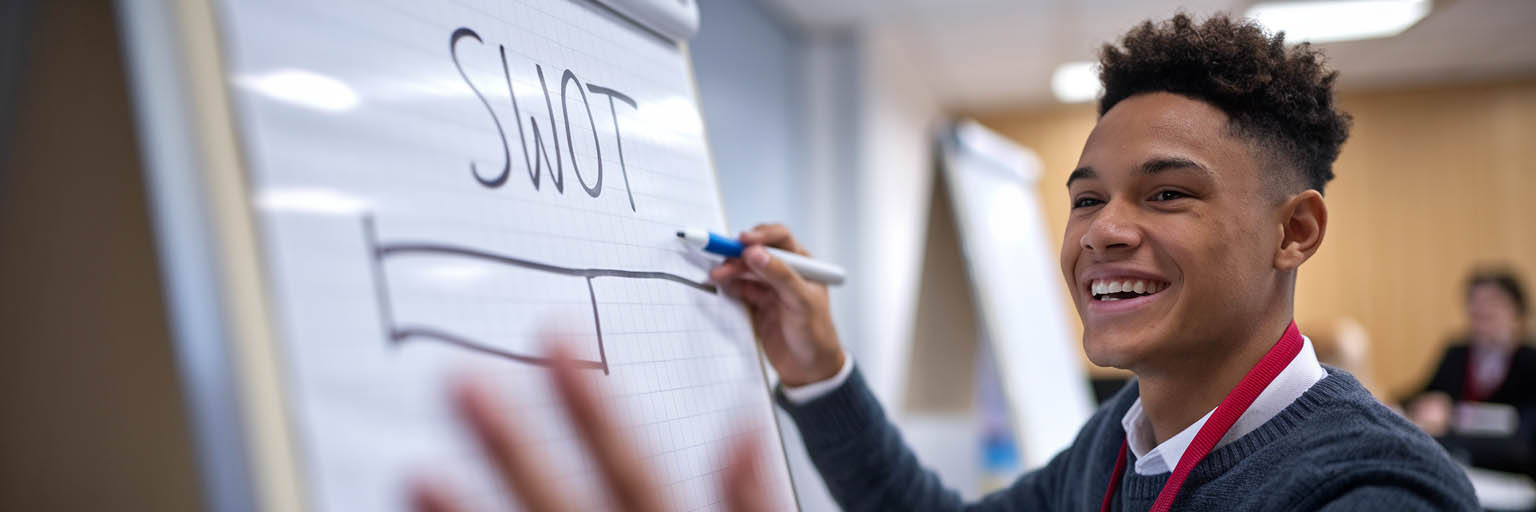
[768,248,845,285]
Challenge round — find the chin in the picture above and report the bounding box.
[1081,327,1147,369]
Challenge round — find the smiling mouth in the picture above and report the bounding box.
[1090,278,1169,302]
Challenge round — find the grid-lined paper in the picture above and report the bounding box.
[215,0,796,509]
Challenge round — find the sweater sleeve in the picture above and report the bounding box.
[1316,485,1454,512]
[1299,426,1480,512]
[775,366,1060,512]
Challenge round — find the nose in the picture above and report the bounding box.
[1080,201,1142,257]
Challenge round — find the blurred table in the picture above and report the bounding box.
[1464,464,1536,511]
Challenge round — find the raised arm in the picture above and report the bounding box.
[711,224,1060,511]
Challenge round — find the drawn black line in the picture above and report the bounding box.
[376,243,715,293]
[362,215,715,374]
[390,325,608,371]
[363,215,397,344]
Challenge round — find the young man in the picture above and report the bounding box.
[416,13,1477,512]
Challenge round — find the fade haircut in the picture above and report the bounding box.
[1097,13,1352,195]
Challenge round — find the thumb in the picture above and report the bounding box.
[743,245,808,301]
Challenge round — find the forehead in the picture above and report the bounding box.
[1077,92,1257,183]
[1470,283,1515,301]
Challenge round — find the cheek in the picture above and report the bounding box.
[1179,216,1275,314]
[1495,308,1521,327]
[1160,219,1243,300]
[1060,225,1083,288]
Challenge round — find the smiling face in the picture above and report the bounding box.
[1061,92,1292,371]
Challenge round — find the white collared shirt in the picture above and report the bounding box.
[1119,335,1327,475]
[782,354,857,404]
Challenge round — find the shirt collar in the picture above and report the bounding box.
[1120,334,1327,475]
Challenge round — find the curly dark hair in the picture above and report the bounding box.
[1098,13,1351,194]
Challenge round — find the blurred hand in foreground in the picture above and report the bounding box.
[411,343,770,512]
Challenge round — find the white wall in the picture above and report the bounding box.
[692,0,806,235]
[850,24,943,410]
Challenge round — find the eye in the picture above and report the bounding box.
[1150,190,1189,202]
[1072,196,1104,209]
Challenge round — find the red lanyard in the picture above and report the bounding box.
[1462,351,1487,402]
[1099,321,1303,512]
[1461,345,1511,403]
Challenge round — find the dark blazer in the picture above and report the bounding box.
[1417,340,1536,475]
[1421,342,1536,405]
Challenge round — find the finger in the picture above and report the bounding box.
[452,377,569,512]
[410,479,468,512]
[739,224,808,255]
[742,245,810,304]
[709,259,751,283]
[546,343,667,512]
[722,435,769,512]
[723,279,775,308]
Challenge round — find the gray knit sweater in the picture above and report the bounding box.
[776,367,1478,511]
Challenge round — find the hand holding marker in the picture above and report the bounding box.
[676,228,846,285]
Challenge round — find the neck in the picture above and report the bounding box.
[1473,333,1517,350]
[1134,316,1293,445]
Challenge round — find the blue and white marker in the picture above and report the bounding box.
[676,228,845,286]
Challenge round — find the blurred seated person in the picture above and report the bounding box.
[1407,268,1536,476]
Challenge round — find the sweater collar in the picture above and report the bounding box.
[1119,335,1327,476]
[1115,366,1369,500]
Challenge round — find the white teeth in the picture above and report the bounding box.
[1090,278,1167,299]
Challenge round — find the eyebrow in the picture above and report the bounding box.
[1066,157,1213,188]
[1140,157,1212,177]
[1065,167,1096,187]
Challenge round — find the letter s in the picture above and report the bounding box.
[450,28,510,188]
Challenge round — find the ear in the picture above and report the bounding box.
[1275,189,1327,271]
